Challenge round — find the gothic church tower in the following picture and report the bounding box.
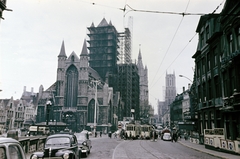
[164,72,176,111]
[137,48,149,118]
[55,40,89,108]
[78,39,89,108]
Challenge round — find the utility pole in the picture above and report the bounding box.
[92,80,100,137]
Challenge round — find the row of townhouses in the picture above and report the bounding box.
[0,87,36,134]
[160,0,240,155]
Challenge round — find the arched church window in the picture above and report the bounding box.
[65,65,78,107]
[71,55,75,62]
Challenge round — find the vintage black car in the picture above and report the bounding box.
[0,137,27,159]
[30,132,81,159]
[75,131,92,157]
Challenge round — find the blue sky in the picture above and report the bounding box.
[0,0,224,113]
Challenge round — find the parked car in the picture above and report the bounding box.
[7,130,19,140]
[0,137,26,159]
[30,132,81,159]
[162,132,172,141]
[75,131,92,157]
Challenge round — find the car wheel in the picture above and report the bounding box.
[69,155,75,159]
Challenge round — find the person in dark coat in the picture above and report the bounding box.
[108,131,112,138]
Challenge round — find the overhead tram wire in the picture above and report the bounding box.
[77,0,226,89]
[149,0,191,89]
[149,0,225,89]
[78,0,226,17]
[151,33,197,88]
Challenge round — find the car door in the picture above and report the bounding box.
[0,146,7,159]
[8,144,26,159]
[71,136,80,157]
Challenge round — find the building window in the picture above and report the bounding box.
[237,27,240,49]
[213,47,217,67]
[214,76,220,98]
[201,32,204,47]
[229,34,233,53]
[202,63,205,74]
[208,80,212,100]
[207,53,211,71]
[206,26,209,40]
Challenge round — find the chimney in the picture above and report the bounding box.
[31,87,34,95]
[183,87,185,92]
[23,86,26,93]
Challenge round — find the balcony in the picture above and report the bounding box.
[233,89,240,109]
[221,50,240,70]
[15,118,24,122]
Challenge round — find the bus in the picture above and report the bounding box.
[28,126,50,136]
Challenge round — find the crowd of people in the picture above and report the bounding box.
[92,127,189,142]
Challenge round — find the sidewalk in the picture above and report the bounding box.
[178,139,240,159]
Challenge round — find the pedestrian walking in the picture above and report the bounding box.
[100,131,102,137]
[108,131,112,138]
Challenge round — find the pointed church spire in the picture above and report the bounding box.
[58,41,67,58]
[138,44,142,60]
[80,39,89,68]
[90,22,95,27]
[80,39,88,56]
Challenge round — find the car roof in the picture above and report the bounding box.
[47,133,74,138]
[164,132,171,135]
[0,137,20,144]
[80,130,89,134]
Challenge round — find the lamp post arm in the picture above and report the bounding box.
[179,75,193,83]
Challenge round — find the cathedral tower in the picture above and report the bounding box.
[164,72,176,109]
[137,48,149,120]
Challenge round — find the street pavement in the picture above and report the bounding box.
[25,136,240,159]
[178,139,240,159]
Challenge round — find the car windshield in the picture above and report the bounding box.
[0,147,6,159]
[164,133,171,136]
[75,134,86,141]
[45,137,70,146]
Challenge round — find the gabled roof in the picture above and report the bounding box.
[196,14,219,32]
[97,18,109,27]
[67,51,80,61]
[88,67,102,81]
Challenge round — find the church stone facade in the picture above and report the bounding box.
[36,40,120,132]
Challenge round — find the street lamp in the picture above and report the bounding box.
[91,80,101,136]
[46,100,52,126]
[179,75,193,83]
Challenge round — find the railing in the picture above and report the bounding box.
[18,136,47,154]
